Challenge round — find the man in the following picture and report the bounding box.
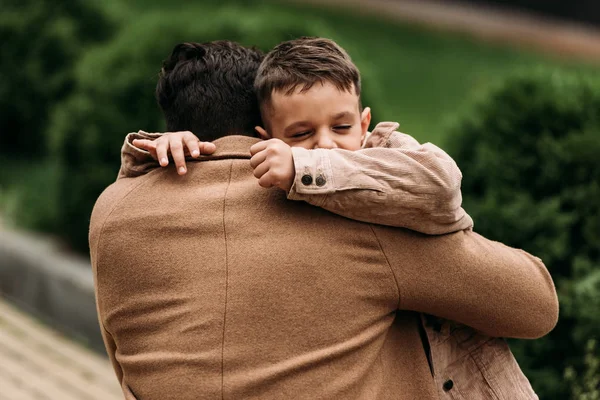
[90,41,558,399]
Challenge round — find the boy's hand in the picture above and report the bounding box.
[132,131,216,175]
[250,139,294,192]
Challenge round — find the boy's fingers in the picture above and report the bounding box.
[250,149,268,169]
[155,140,169,167]
[148,148,158,161]
[185,137,201,158]
[169,137,187,175]
[252,159,270,179]
[250,141,268,156]
[199,141,216,155]
[258,172,276,188]
[132,139,155,151]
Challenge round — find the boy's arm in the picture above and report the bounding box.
[288,122,473,234]
[117,130,215,179]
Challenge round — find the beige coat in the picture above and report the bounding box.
[91,135,558,399]
[287,122,473,234]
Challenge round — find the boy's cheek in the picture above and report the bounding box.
[344,129,366,151]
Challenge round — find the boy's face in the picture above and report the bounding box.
[258,82,371,150]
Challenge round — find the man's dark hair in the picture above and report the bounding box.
[156,41,264,141]
[254,37,361,113]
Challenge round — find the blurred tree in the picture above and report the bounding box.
[565,339,600,400]
[0,0,113,157]
[447,70,600,400]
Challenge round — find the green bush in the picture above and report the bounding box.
[48,3,384,252]
[0,0,112,157]
[448,70,600,400]
[565,339,600,400]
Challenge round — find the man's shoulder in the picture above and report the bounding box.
[89,176,148,243]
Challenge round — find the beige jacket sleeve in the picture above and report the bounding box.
[89,175,148,398]
[374,226,559,339]
[117,131,163,179]
[288,122,473,234]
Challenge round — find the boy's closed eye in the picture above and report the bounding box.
[292,125,352,138]
[292,131,311,138]
[334,125,352,131]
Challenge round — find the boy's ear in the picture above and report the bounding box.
[360,107,372,141]
[255,126,271,140]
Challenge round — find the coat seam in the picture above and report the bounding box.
[368,225,402,309]
[94,177,155,336]
[221,160,233,400]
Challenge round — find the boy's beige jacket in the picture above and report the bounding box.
[288,122,473,234]
[92,134,557,399]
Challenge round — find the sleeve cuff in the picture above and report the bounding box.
[119,131,163,178]
[287,147,336,200]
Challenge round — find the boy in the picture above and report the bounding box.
[124,37,538,398]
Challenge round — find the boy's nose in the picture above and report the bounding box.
[314,132,337,149]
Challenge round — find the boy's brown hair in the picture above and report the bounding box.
[254,37,361,112]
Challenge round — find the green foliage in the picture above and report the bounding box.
[448,70,600,400]
[565,339,600,400]
[0,0,113,157]
[0,157,61,233]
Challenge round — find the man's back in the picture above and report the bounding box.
[90,136,557,400]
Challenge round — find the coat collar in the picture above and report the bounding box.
[362,122,400,148]
[199,135,261,161]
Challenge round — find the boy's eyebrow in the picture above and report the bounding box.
[332,111,354,120]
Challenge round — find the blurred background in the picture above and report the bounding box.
[1,0,599,398]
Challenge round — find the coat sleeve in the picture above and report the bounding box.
[287,126,473,234]
[89,177,147,396]
[372,227,559,339]
[117,131,163,180]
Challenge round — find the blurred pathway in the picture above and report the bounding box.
[287,0,600,62]
[0,298,121,400]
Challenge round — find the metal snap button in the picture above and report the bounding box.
[315,175,326,186]
[301,174,313,186]
[443,379,454,391]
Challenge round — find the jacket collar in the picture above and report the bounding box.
[362,122,400,148]
[200,135,261,161]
